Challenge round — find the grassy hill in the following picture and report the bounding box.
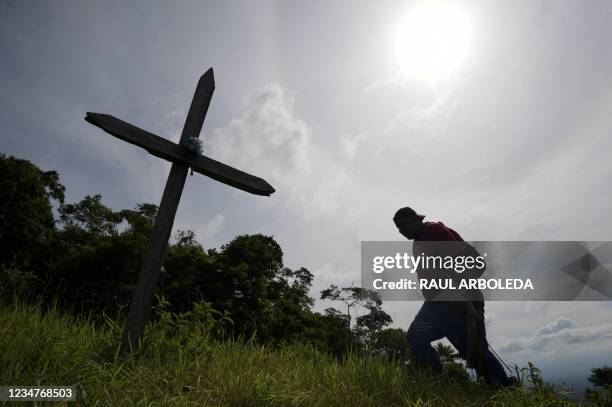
[0,302,578,406]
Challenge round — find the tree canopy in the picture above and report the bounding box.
[588,366,612,388]
[0,153,403,357]
[0,154,64,272]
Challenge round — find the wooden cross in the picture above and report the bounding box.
[85,68,275,351]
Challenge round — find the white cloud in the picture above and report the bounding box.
[208,84,355,219]
[485,311,495,328]
[340,132,367,160]
[536,317,575,337]
[158,105,187,143]
[195,214,225,249]
[499,317,612,354]
[209,84,311,176]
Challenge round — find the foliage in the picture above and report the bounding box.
[435,342,459,364]
[322,284,393,353]
[0,266,38,299]
[588,366,612,388]
[50,195,154,315]
[0,301,578,406]
[160,232,324,345]
[521,361,544,389]
[0,154,354,351]
[145,294,234,356]
[0,154,580,405]
[434,343,471,386]
[357,305,393,333]
[158,230,212,313]
[371,327,410,362]
[60,194,121,235]
[584,386,612,406]
[305,307,356,356]
[0,154,64,281]
[442,362,471,386]
[585,366,612,405]
[321,284,386,327]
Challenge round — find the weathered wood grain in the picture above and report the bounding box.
[119,69,218,352]
[84,68,275,353]
[121,162,189,351]
[85,113,275,196]
[85,112,180,162]
[179,68,215,144]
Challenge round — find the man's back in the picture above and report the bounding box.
[412,221,476,301]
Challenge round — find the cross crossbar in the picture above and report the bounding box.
[84,68,275,353]
[85,113,274,196]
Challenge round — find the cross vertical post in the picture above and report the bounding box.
[121,70,214,351]
[85,68,275,352]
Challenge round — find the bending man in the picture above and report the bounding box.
[393,206,510,386]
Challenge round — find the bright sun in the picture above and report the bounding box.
[391,1,473,83]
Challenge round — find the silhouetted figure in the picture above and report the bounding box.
[393,207,510,386]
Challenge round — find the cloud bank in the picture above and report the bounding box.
[499,317,612,354]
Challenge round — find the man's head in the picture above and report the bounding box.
[393,207,425,239]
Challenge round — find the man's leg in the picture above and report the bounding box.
[480,341,511,386]
[406,302,447,373]
[445,304,510,386]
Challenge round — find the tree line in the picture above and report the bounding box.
[4,153,612,401]
[0,153,407,359]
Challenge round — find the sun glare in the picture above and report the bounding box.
[391,1,473,83]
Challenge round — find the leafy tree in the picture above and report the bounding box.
[355,305,393,351]
[585,386,612,406]
[301,308,355,356]
[435,342,459,364]
[518,361,545,389]
[323,307,350,326]
[263,267,316,342]
[586,365,612,404]
[159,230,213,313]
[210,236,319,343]
[50,196,155,315]
[161,233,317,343]
[372,328,410,362]
[203,234,283,337]
[356,306,392,333]
[59,194,121,236]
[322,284,392,352]
[0,154,64,272]
[589,366,612,388]
[120,203,157,238]
[442,361,471,385]
[321,284,388,328]
[0,154,378,356]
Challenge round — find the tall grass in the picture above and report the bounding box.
[0,301,577,406]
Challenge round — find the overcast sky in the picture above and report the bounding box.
[2,0,611,391]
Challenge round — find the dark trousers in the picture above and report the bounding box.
[407,301,509,386]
